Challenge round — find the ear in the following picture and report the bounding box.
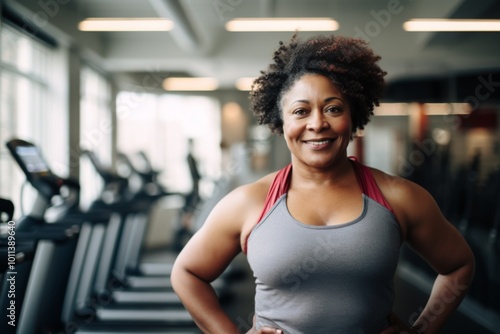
[352,128,365,139]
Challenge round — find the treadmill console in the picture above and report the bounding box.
[15,146,50,175]
[6,139,61,199]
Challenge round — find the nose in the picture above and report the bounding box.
[306,110,329,132]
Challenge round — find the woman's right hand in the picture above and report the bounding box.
[245,316,283,334]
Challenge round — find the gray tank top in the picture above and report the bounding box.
[246,162,402,333]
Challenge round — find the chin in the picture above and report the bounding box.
[303,159,336,169]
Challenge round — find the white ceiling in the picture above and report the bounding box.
[9,0,500,90]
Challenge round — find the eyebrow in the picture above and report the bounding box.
[291,97,344,105]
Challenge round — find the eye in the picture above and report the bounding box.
[325,105,343,114]
[292,108,308,115]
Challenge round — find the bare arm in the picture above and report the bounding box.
[382,176,475,334]
[171,186,247,333]
[171,182,282,334]
[404,183,475,333]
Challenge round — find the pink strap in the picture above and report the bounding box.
[350,159,394,213]
[243,164,292,253]
[256,164,292,223]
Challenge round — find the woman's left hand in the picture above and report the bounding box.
[378,313,420,334]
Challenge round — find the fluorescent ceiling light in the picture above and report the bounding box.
[79,18,173,31]
[235,77,256,91]
[225,18,339,32]
[374,103,472,116]
[374,103,408,116]
[162,77,218,91]
[403,19,500,32]
[423,103,472,115]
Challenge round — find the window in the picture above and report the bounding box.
[116,92,221,196]
[0,24,63,218]
[79,66,112,208]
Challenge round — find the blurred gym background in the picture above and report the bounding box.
[0,0,499,333]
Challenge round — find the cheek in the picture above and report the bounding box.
[282,119,303,138]
[334,117,352,134]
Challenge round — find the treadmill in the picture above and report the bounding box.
[2,139,82,334]
[0,197,35,334]
[112,151,246,293]
[113,151,182,286]
[71,149,201,331]
[81,150,228,300]
[7,139,200,333]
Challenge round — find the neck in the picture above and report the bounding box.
[290,155,354,187]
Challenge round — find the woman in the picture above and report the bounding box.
[170,34,475,334]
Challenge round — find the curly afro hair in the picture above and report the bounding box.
[250,33,386,135]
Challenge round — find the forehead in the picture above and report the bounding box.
[281,73,344,104]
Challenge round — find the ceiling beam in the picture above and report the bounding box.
[260,0,276,17]
[149,0,201,53]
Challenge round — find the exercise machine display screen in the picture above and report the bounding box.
[15,146,50,174]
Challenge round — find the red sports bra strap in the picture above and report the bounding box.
[350,159,394,213]
[256,163,292,224]
[243,163,292,254]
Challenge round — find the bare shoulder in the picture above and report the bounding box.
[226,171,277,207]
[204,171,278,236]
[220,171,276,212]
[368,167,441,237]
[370,167,436,205]
[369,167,422,202]
[368,167,474,278]
[172,171,279,281]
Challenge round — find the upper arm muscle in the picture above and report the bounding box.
[396,180,474,275]
[172,183,265,282]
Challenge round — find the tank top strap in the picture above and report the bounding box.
[256,163,292,223]
[243,163,292,254]
[349,158,394,214]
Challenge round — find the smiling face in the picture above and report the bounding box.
[280,73,352,169]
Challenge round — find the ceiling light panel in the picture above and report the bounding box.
[403,19,500,32]
[235,77,256,91]
[162,77,219,91]
[225,18,339,32]
[374,103,472,116]
[79,18,173,31]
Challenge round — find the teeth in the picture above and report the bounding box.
[308,140,330,146]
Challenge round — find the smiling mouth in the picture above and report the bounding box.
[304,139,335,146]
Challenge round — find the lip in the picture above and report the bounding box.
[302,138,336,150]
